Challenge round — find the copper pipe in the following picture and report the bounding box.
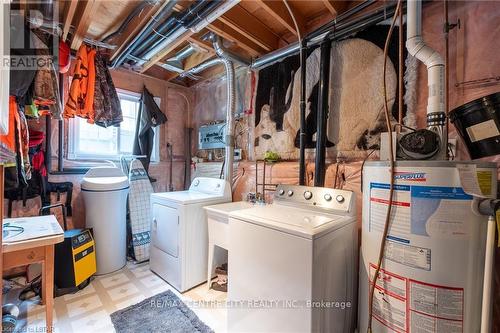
[367,1,402,331]
[398,3,404,131]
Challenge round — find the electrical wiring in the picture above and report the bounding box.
[360,149,377,193]
[366,1,402,332]
[282,0,303,46]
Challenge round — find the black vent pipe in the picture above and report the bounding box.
[131,0,223,67]
[132,0,210,57]
[111,0,179,68]
[298,40,307,185]
[314,37,331,187]
[131,16,178,57]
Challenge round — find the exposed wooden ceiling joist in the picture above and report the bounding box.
[70,0,99,50]
[322,0,349,16]
[252,0,305,37]
[62,0,77,42]
[206,21,265,57]
[140,30,194,73]
[110,1,166,61]
[187,37,215,55]
[164,50,215,81]
[218,5,279,52]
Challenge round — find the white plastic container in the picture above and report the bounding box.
[359,161,497,333]
[81,167,129,275]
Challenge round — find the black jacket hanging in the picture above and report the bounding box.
[132,87,167,172]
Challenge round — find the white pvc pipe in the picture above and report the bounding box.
[480,215,495,333]
[406,0,445,116]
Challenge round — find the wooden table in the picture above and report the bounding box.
[3,216,64,333]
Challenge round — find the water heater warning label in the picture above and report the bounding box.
[369,265,464,333]
[369,264,407,332]
[409,280,463,333]
[385,241,431,271]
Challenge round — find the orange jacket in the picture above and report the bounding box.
[64,45,96,121]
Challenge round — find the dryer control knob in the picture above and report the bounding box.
[287,190,294,197]
[279,189,285,195]
[336,195,345,203]
[324,194,332,201]
[304,191,313,200]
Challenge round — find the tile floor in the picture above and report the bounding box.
[6,262,227,333]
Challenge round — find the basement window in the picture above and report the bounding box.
[68,90,160,162]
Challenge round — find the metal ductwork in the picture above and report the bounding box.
[158,42,209,73]
[208,33,250,67]
[406,0,447,158]
[180,33,250,185]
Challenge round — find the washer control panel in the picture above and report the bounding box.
[189,177,230,195]
[274,184,354,214]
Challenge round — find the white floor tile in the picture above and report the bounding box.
[69,310,114,333]
[106,282,140,301]
[98,273,130,289]
[66,295,103,318]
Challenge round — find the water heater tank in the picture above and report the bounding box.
[359,161,497,333]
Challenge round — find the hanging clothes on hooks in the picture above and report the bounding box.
[64,44,94,122]
[132,86,167,173]
[32,30,63,120]
[93,53,123,127]
[64,45,123,127]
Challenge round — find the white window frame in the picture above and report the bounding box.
[68,89,161,162]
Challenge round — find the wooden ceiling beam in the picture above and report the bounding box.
[187,37,215,55]
[218,5,278,52]
[164,50,215,81]
[173,3,264,56]
[111,1,165,61]
[252,0,305,37]
[70,0,99,50]
[140,30,194,73]
[322,0,349,17]
[62,0,77,42]
[206,21,264,57]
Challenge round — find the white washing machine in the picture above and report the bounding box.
[228,184,358,333]
[150,177,232,292]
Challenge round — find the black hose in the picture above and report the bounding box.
[298,39,307,185]
[314,36,331,187]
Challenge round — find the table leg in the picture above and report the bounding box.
[43,245,55,333]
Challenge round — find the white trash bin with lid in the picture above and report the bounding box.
[81,166,129,275]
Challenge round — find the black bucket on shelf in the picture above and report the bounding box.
[449,92,500,159]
